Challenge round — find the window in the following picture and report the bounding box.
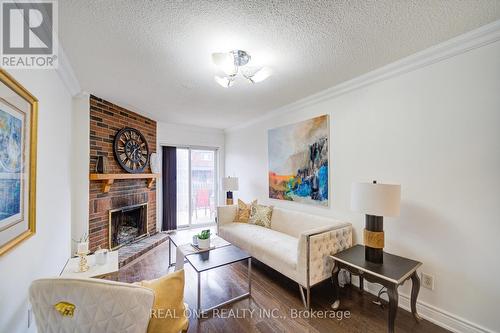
[176,147,218,227]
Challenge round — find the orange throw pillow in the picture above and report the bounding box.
[235,199,257,222]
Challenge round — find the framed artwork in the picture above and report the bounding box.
[268,115,329,206]
[0,69,38,256]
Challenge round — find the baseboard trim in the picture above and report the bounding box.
[397,293,494,333]
[359,281,494,333]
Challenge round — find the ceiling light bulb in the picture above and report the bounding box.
[214,75,234,88]
[249,67,272,83]
[212,52,237,76]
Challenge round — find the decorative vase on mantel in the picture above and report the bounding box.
[95,156,108,174]
[150,153,159,173]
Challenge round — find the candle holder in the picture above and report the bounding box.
[76,250,90,272]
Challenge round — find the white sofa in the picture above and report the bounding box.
[217,205,352,308]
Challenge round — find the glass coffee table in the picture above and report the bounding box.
[185,245,251,314]
[167,228,229,269]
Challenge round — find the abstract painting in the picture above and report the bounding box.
[268,115,329,206]
[0,69,37,256]
[0,107,23,225]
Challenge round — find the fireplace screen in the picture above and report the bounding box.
[109,203,148,250]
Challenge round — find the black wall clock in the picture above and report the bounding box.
[113,127,150,173]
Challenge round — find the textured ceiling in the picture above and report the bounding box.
[59,0,500,129]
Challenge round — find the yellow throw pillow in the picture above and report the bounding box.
[138,269,189,333]
[235,199,257,222]
[249,204,274,228]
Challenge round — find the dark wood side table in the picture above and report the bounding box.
[330,245,422,333]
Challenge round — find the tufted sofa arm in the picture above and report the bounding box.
[297,224,352,287]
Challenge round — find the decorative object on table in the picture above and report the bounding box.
[0,70,38,257]
[351,180,401,263]
[268,115,329,206]
[235,199,257,223]
[95,247,109,265]
[330,245,422,333]
[222,176,239,205]
[196,229,211,249]
[169,231,230,271]
[77,241,89,254]
[95,155,107,173]
[149,152,159,173]
[192,235,198,246]
[248,204,274,228]
[76,233,89,272]
[60,250,119,278]
[113,127,150,173]
[75,232,89,253]
[76,251,90,272]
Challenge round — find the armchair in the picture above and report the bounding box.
[29,277,154,333]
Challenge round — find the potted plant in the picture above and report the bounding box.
[196,230,211,249]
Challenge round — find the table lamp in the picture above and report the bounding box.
[222,176,239,205]
[351,180,401,263]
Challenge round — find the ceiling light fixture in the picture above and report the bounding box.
[212,50,272,88]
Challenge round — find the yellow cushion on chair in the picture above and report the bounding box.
[138,269,189,333]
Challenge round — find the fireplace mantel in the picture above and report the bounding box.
[88,95,157,251]
[89,173,160,193]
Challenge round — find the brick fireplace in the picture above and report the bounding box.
[109,203,148,250]
[88,95,157,251]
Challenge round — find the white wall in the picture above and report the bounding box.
[0,69,73,332]
[157,122,225,229]
[71,93,90,253]
[225,41,500,331]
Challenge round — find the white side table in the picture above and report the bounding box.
[60,251,119,279]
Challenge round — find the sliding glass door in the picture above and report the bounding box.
[191,149,217,224]
[176,147,217,227]
[176,148,190,227]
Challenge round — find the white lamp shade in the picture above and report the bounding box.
[214,75,234,88]
[351,182,401,217]
[222,177,239,191]
[250,67,272,83]
[212,52,237,76]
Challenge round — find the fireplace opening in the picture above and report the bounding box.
[109,203,148,250]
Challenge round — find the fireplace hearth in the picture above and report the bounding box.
[109,203,148,250]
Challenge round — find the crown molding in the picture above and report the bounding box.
[159,121,225,134]
[225,19,500,133]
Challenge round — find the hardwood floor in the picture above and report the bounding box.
[117,241,449,333]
